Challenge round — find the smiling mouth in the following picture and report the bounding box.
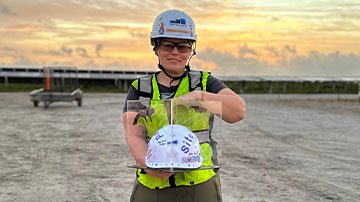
[168,58,181,62]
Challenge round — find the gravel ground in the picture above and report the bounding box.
[0,93,359,202]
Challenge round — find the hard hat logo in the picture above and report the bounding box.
[154,132,163,141]
[159,22,164,35]
[167,140,178,145]
[165,29,189,34]
[182,156,201,164]
[181,133,194,154]
[146,124,203,169]
[169,18,186,27]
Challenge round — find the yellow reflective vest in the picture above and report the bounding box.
[131,71,217,189]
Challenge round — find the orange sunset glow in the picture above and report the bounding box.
[0,0,359,76]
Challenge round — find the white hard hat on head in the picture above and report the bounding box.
[146,124,203,169]
[150,10,197,46]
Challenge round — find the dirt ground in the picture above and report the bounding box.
[0,93,359,202]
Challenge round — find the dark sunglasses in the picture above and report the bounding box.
[158,40,193,53]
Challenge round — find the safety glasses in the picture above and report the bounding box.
[159,40,193,53]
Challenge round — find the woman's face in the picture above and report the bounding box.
[156,38,192,75]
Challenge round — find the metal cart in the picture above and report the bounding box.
[30,66,83,109]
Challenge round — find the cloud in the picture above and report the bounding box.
[238,44,258,57]
[277,45,298,64]
[61,46,72,55]
[47,50,62,56]
[196,44,360,76]
[0,0,12,15]
[33,46,72,56]
[95,43,103,57]
[289,51,360,76]
[270,16,280,22]
[50,61,74,66]
[284,45,296,55]
[12,56,41,66]
[265,46,280,57]
[82,60,98,68]
[196,47,267,75]
[75,47,89,58]
[128,30,148,39]
[2,46,14,51]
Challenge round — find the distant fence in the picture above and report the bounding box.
[1,67,360,99]
[0,67,155,91]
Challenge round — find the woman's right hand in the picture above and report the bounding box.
[145,169,174,179]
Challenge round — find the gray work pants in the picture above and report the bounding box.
[130,174,222,202]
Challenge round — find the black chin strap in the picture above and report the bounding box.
[158,63,189,86]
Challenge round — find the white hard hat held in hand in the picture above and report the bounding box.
[146,124,203,169]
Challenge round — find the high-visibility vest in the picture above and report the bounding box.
[130,71,218,189]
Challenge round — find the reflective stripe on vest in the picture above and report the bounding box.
[131,71,217,189]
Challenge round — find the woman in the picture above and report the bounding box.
[123,10,246,202]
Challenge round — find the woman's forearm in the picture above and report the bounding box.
[202,89,246,123]
[176,89,246,123]
[123,112,148,166]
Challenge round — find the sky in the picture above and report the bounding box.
[0,0,359,76]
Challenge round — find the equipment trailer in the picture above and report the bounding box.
[29,66,83,109]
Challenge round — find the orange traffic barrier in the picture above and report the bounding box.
[45,72,51,91]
